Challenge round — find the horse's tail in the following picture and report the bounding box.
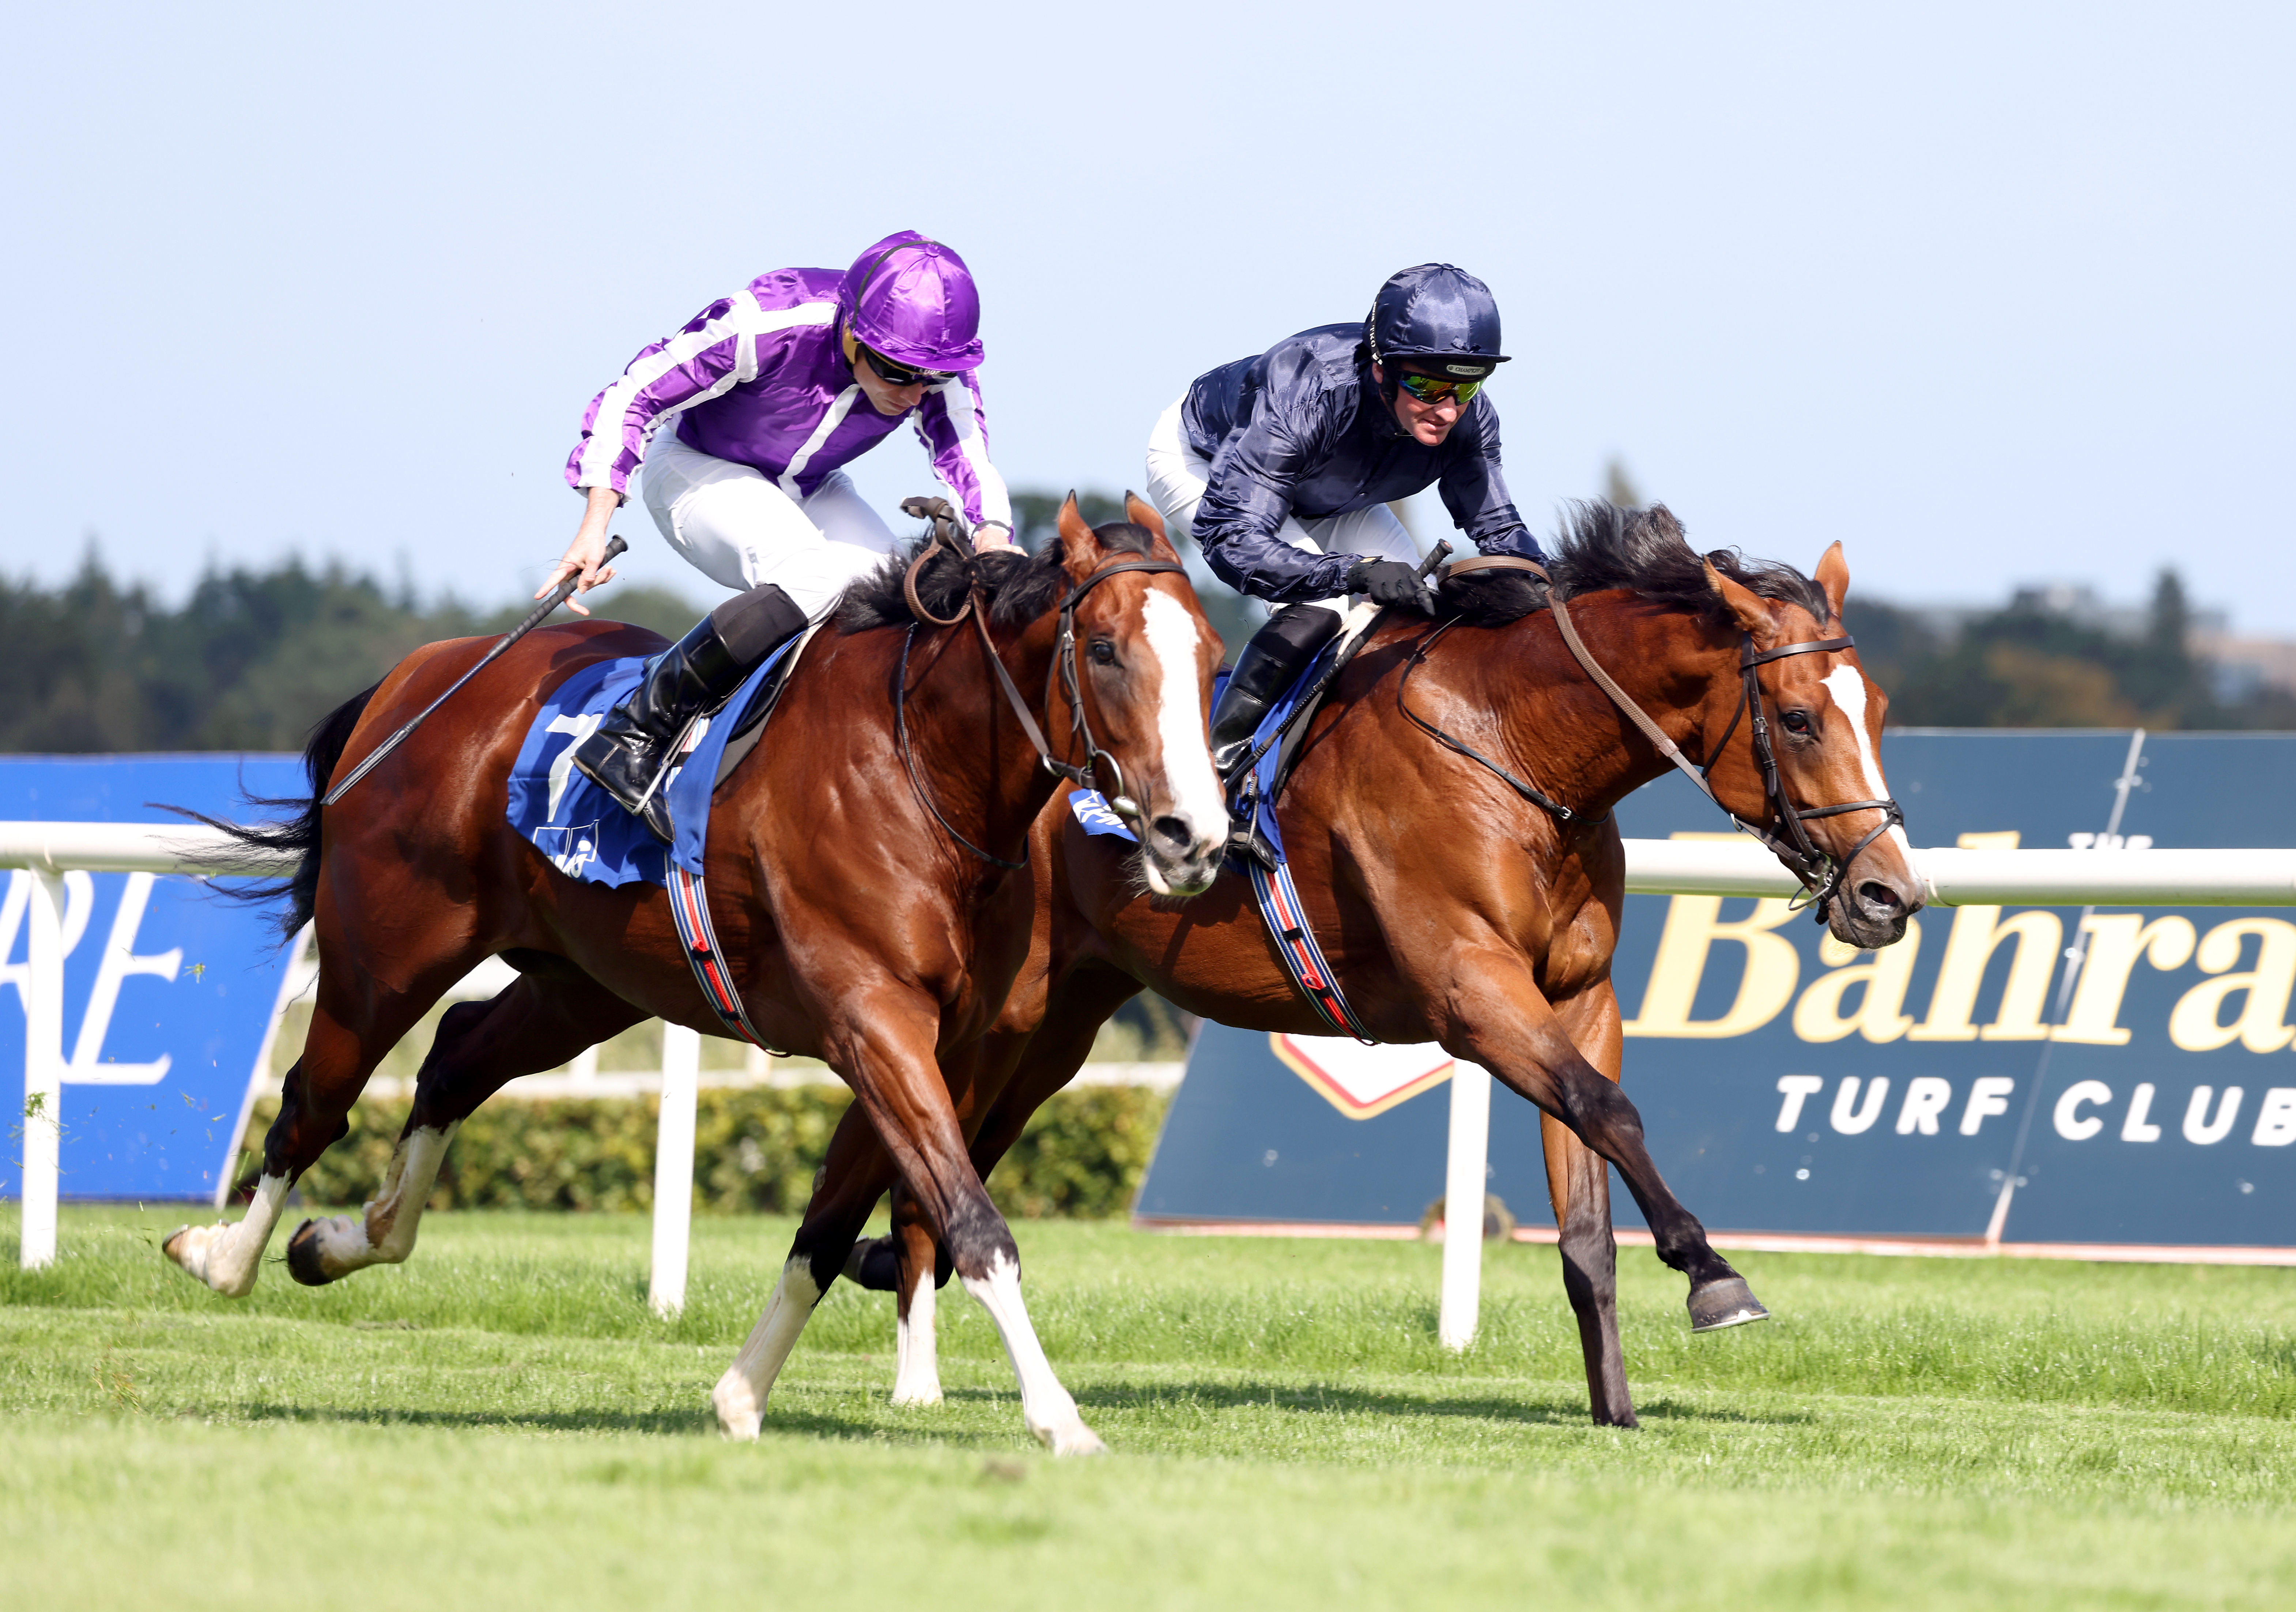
[163,682,381,943]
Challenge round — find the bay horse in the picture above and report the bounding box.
[819,505,1922,1428]
[163,496,1225,1455]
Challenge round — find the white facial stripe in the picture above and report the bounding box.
[1821,664,1911,855]
[1138,591,1226,842]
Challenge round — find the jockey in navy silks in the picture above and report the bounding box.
[544,231,1016,841]
[1143,263,1547,777]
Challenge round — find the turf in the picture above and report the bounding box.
[4,1207,2293,1610]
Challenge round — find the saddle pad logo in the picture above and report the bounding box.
[1067,789,1138,843]
[1270,1034,1454,1120]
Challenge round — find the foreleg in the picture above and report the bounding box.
[1440,944,1766,1329]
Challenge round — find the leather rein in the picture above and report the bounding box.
[1424,555,1903,920]
[895,503,1184,870]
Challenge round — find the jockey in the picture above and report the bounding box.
[545,230,1015,840]
[1144,263,1545,776]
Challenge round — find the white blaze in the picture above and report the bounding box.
[1138,590,1226,850]
[1821,664,1911,856]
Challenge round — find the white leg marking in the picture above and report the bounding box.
[1822,665,1912,857]
[300,1123,458,1280]
[964,1251,1104,1456]
[163,1172,290,1298]
[1139,591,1226,853]
[891,1262,943,1407]
[711,1256,822,1440]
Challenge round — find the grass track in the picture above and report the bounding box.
[5,1206,2294,1609]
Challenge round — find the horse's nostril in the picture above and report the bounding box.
[1151,815,1190,847]
[1857,880,1903,914]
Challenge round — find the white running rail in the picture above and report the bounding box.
[12,820,2296,1324]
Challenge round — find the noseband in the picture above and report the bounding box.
[1441,555,1903,921]
[896,505,1185,868]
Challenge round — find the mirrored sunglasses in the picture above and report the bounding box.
[1396,371,1484,406]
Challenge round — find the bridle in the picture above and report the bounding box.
[1436,555,1903,921]
[894,500,1185,870]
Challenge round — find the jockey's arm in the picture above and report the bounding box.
[1437,397,1547,565]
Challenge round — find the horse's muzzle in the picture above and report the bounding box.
[1139,812,1223,899]
[1830,868,1922,950]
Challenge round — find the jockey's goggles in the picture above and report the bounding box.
[857,343,954,389]
[1395,370,1484,407]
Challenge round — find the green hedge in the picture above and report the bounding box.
[236,1084,1170,1221]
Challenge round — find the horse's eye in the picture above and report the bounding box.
[1089,639,1118,666]
[1782,709,1813,736]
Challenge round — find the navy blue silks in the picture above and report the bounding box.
[1180,317,1543,605]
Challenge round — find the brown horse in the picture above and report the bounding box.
[163,496,1226,1455]
[820,505,1922,1427]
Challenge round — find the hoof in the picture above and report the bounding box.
[162,1224,195,1268]
[1687,1275,1770,1332]
[711,1371,763,1441]
[1041,1422,1109,1458]
[889,1383,944,1409]
[285,1218,336,1287]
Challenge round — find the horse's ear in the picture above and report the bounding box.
[1054,492,1094,562]
[1703,558,1776,640]
[1122,490,1179,559]
[1122,491,1165,541]
[1813,541,1850,623]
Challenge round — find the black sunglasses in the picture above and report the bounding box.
[857,341,953,389]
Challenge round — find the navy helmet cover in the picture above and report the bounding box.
[1363,263,1510,379]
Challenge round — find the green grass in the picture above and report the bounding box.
[5,1207,2295,1609]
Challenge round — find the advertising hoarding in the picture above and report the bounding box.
[1137,732,2296,1253]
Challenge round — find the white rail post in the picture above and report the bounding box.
[19,871,65,1269]
[648,1021,701,1317]
[1438,1058,1492,1350]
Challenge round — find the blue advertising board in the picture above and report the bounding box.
[1137,732,2296,1252]
[3,756,305,1204]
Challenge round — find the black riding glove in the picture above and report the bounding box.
[1345,558,1432,613]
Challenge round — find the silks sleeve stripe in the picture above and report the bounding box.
[576,294,837,491]
[922,376,1012,530]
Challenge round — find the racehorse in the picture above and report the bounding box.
[164,495,1226,1456]
[816,504,1922,1428]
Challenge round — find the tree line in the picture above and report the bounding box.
[3,506,2287,755]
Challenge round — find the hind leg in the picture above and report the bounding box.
[286,961,644,1285]
[165,934,463,1297]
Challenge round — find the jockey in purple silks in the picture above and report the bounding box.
[543,230,1016,841]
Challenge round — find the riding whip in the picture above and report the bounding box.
[322,534,629,807]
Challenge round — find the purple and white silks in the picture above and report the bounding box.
[566,264,1011,532]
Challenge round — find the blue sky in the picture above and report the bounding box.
[5,3,2290,628]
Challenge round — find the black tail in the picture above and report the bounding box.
[162,683,382,942]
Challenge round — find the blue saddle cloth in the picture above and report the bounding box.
[505,637,803,888]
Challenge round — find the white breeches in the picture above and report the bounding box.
[640,431,899,620]
[1144,396,1417,614]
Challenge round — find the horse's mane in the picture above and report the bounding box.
[837,521,1158,633]
[1438,501,1834,629]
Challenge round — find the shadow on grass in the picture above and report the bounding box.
[226,1398,1015,1449]
[978,1378,1812,1428]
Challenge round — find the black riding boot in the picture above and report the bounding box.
[1209,605,1343,780]
[572,583,809,843]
